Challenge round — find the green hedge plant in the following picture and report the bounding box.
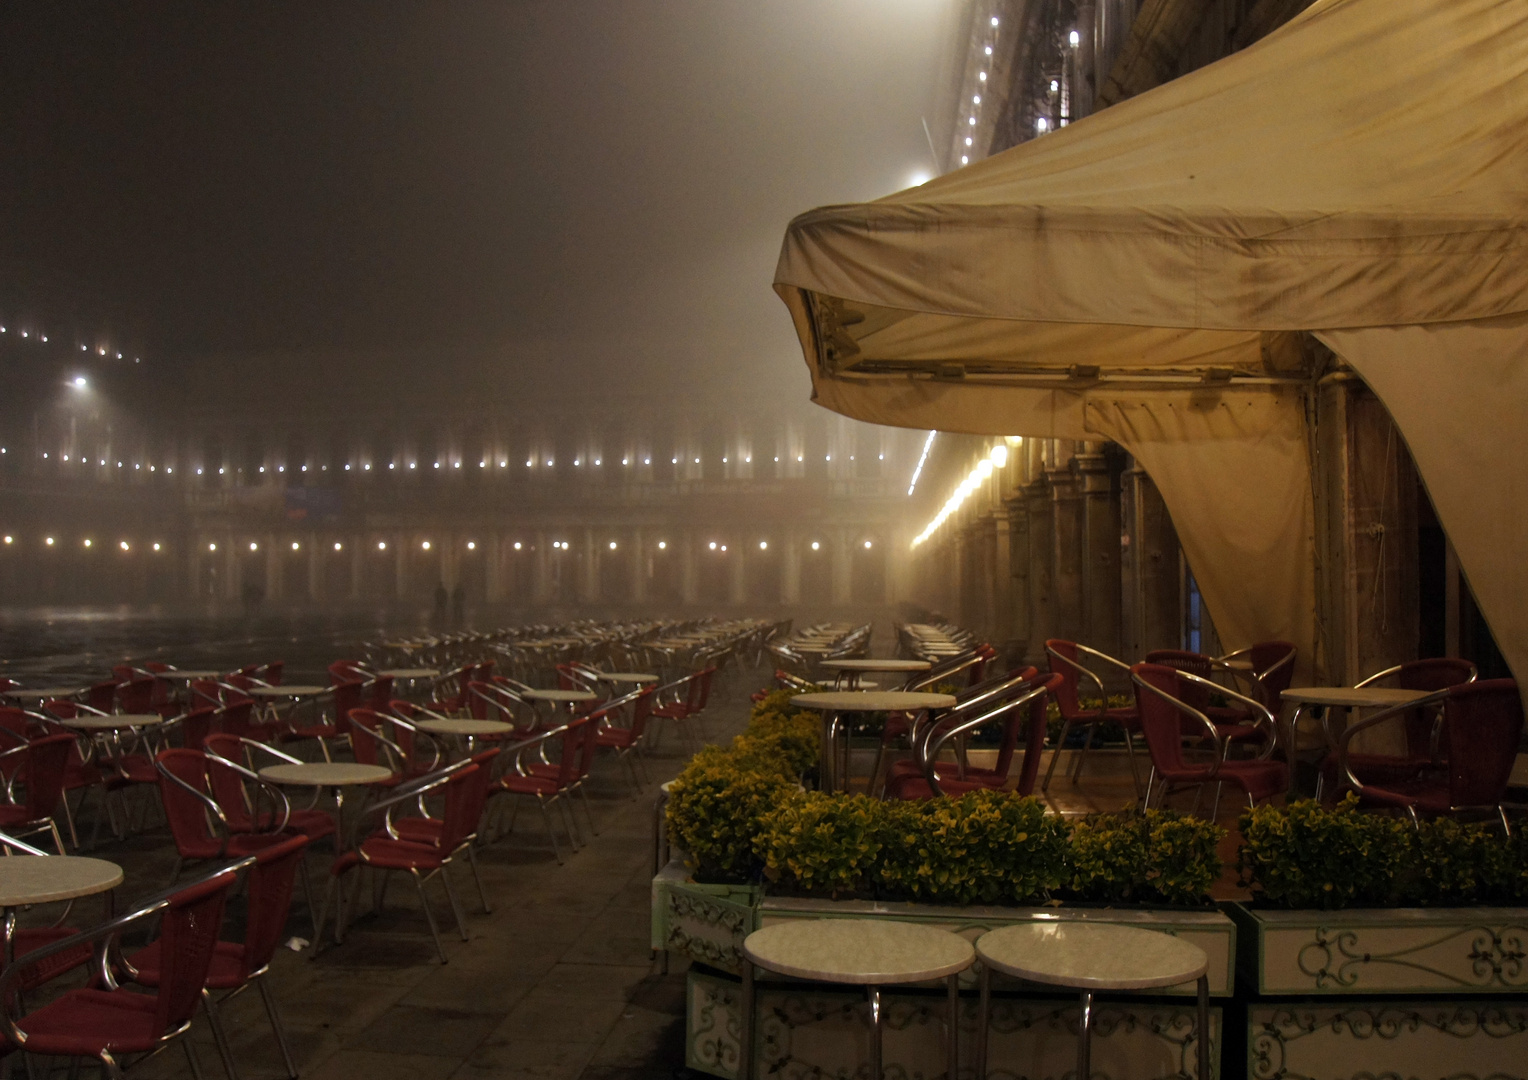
[1238,795,1528,909]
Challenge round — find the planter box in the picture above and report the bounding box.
[1229,902,1528,995]
[652,860,762,975]
[687,966,1222,1080]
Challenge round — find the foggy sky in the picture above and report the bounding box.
[0,2,962,409]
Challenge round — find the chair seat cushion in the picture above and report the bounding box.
[17,988,162,1055]
[354,836,445,871]
[1159,759,1287,803]
[1357,781,1454,813]
[499,774,560,796]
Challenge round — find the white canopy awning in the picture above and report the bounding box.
[775,0,1528,683]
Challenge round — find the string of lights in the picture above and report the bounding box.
[958,12,1003,166]
[0,317,144,365]
[910,439,1016,549]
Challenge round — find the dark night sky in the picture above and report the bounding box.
[0,2,961,408]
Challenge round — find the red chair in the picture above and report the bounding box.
[366,674,395,712]
[0,866,242,1079]
[114,676,157,716]
[347,708,408,787]
[155,749,290,886]
[1145,649,1270,752]
[490,717,592,863]
[375,748,499,914]
[36,702,109,847]
[1043,640,1144,798]
[328,660,369,684]
[85,681,118,715]
[648,666,716,750]
[1130,662,1286,817]
[593,687,656,795]
[319,764,484,963]
[0,733,74,853]
[1338,678,1522,834]
[201,733,338,848]
[1318,658,1478,801]
[277,680,358,761]
[886,671,1060,799]
[260,661,285,686]
[124,835,308,1080]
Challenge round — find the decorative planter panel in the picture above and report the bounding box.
[761,895,1236,997]
[1248,999,1528,1079]
[653,861,762,975]
[1231,904,1528,996]
[687,966,1221,1080]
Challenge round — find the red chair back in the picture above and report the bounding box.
[156,749,220,855]
[261,661,284,686]
[1443,679,1523,806]
[1392,658,1477,758]
[86,681,117,713]
[1012,672,1064,796]
[1144,650,1214,711]
[178,706,217,750]
[1045,640,1089,722]
[367,675,395,712]
[1130,663,1196,774]
[18,734,73,819]
[201,734,257,832]
[152,871,238,1034]
[331,680,365,738]
[116,676,156,715]
[219,699,259,740]
[1248,641,1297,703]
[437,761,490,853]
[328,660,367,686]
[240,834,310,975]
[348,709,398,772]
[554,719,591,789]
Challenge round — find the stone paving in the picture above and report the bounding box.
[20,673,757,1080]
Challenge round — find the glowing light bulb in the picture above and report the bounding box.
[291,541,300,550]
[811,541,820,551]
[421,540,431,550]
[467,541,477,550]
[759,541,768,550]
[334,542,343,551]
[657,541,667,550]
[608,541,617,550]
[119,540,130,551]
[513,542,522,550]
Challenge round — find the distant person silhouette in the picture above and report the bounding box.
[433,582,449,627]
[451,581,466,626]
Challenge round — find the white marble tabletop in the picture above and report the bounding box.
[0,855,123,907]
[413,718,515,737]
[976,922,1207,991]
[744,919,974,984]
[1,687,84,701]
[820,659,933,672]
[378,668,439,680]
[522,689,598,703]
[1281,686,1434,708]
[597,672,660,684]
[792,691,956,712]
[259,762,394,786]
[58,713,163,731]
[247,685,329,698]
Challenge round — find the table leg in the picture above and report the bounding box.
[2,905,15,970]
[1196,974,1211,1079]
[977,965,990,1080]
[946,973,959,1080]
[738,959,754,1080]
[868,985,883,1080]
[818,712,836,793]
[1077,990,1093,1080]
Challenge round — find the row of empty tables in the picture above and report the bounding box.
[791,657,943,793]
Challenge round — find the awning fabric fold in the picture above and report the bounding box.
[774,0,1528,684]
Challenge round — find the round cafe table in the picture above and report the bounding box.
[819,659,931,690]
[792,691,956,793]
[412,717,514,755]
[55,713,162,732]
[258,763,393,860]
[0,856,123,967]
[377,668,439,681]
[740,919,973,1080]
[596,672,660,685]
[1280,686,1435,795]
[246,685,328,699]
[0,687,85,703]
[153,669,224,681]
[975,922,1210,1080]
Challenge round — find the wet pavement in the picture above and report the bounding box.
[2,608,750,1080]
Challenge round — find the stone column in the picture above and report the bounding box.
[1024,479,1054,666]
[1006,495,1033,653]
[782,533,801,605]
[991,511,1014,645]
[830,530,852,607]
[631,528,647,603]
[1075,445,1123,659]
[679,533,698,605]
[1048,446,1085,644]
[187,545,202,602]
[582,527,599,604]
[264,536,282,602]
[1074,2,1097,118]
[485,534,503,603]
[533,531,550,604]
[307,534,322,602]
[394,535,408,601]
[349,537,362,602]
[223,540,240,602]
[1120,460,1181,661]
[729,541,747,606]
